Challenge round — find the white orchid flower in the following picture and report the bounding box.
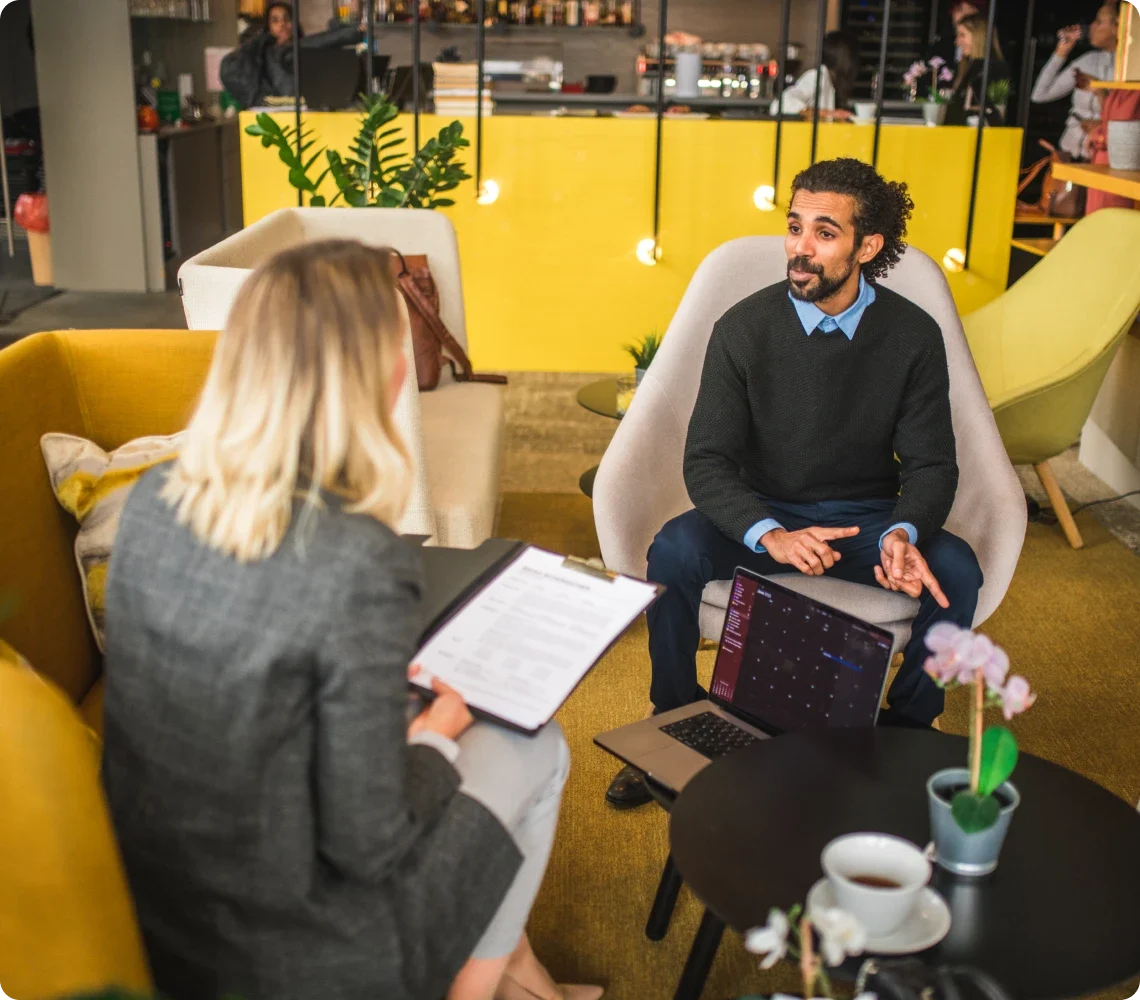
[811,907,867,967]
[744,908,790,969]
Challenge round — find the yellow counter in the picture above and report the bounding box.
[240,112,1022,372]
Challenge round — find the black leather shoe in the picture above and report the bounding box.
[606,764,652,809]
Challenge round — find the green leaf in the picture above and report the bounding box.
[950,789,1001,833]
[978,726,1018,797]
[288,167,313,191]
[309,194,326,207]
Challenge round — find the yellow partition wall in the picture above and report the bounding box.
[240,113,1022,372]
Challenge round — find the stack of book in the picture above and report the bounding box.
[433,62,493,117]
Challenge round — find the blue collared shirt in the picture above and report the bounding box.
[743,275,917,554]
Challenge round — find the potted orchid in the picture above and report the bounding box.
[922,623,1036,876]
[743,902,868,1000]
[903,57,954,126]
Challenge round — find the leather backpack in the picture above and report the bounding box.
[1017,138,1086,219]
[390,251,507,392]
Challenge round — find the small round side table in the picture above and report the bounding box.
[575,378,622,498]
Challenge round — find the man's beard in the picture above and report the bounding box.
[786,252,859,304]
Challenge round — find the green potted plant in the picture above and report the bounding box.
[987,78,1012,122]
[624,331,661,385]
[922,623,1036,876]
[245,94,470,209]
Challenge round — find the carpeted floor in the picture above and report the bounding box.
[496,493,1140,1000]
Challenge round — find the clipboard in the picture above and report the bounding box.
[411,545,663,735]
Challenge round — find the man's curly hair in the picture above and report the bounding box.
[790,158,914,282]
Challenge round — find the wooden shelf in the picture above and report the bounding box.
[1052,161,1140,201]
[1010,236,1060,257]
[1088,80,1140,90]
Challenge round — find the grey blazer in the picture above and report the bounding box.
[102,467,521,1000]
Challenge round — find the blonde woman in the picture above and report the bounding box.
[947,14,1009,125]
[101,241,601,1000]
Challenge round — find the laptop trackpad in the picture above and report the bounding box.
[640,743,710,789]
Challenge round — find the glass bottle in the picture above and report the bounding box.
[544,0,556,24]
[497,0,509,21]
[531,0,544,23]
[563,0,579,25]
[583,0,599,26]
[619,0,632,25]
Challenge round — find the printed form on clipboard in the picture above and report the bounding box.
[411,546,661,734]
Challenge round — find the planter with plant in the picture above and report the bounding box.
[245,94,470,209]
[922,623,1036,875]
[987,78,1012,121]
[624,331,661,385]
[903,58,953,126]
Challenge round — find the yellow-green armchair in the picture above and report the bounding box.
[964,208,1140,548]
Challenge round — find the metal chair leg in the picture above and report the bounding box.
[646,853,684,940]
[672,907,725,1000]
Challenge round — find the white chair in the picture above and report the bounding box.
[593,238,1026,658]
[179,208,504,548]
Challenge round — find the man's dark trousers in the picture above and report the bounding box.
[645,498,983,725]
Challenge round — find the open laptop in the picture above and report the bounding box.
[299,50,390,111]
[594,566,894,794]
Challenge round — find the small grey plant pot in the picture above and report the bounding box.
[927,767,1020,876]
[923,102,947,126]
[635,366,648,385]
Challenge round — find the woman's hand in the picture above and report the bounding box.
[1079,116,1102,134]
[1055,25,1081,60]
[408,665,474,742]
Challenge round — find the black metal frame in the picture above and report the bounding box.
[365,0,375,97]
[293,17,302,207]
[476,0,487,195]
[1017,0,1039,130]
[413,0,422,149]
[872,0,893,167]
[964,0,998,269]
[771,0,792,205]
[651,0,668,253]
[809,0,827,166]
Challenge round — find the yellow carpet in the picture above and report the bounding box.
[496,494,1140,1000]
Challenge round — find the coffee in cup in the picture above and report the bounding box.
[820,833,931,937]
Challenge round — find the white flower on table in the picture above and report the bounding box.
[811,907,868,967]
[744,908,790,969]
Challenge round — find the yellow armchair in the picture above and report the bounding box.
[0,330,216,727]
[963,208,1140,548]
[0,654,152,998]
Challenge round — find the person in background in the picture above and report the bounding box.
[946,13,1010,125]
[928,0,988,66]
[770,31,861,120]
[101,240,602,1000]
[1031,2,1119,161]
[220,0,364,109]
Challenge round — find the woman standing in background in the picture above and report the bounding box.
[946,13,1010,125]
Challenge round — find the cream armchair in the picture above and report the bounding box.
[593,238,1026,656]
[179,208,504,548]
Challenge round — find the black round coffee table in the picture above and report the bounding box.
[575,378,622,498]
[667,727,1140,1000]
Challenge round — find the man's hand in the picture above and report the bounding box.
[761,526,860,576]
[875,529,950,608]
[408,665,475,742]
[1073,69,1094,91]
[1056,25,1081,60]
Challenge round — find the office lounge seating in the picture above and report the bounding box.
[0,654,152,998]
[593,238,1026,659]
[179,207,504,549]
[964,208,1140,550]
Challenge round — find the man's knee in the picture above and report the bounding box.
[925,531,983,596]
[647,512,710,588]
[533,720,570,792]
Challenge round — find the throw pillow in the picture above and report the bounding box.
[41,432,183,651]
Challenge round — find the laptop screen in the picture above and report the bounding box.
[709,568,893,734]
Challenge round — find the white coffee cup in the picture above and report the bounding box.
[820,833,931,938]
[852,100,877,121]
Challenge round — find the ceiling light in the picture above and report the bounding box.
[476,179,500,206]
[636,238,661,267]
[753,185,776,212]
[942,247,966,272]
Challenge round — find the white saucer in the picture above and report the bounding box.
[806,877,951,955]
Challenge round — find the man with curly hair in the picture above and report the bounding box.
[607,157,982,809]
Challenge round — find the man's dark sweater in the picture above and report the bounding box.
[683,280,958,546]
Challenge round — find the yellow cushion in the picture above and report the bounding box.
[0,654,152,998]
[41,432,183,651]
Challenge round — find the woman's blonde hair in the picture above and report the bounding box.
[163,239,411,562]
[955,14,1003,88]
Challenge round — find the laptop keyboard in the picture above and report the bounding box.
[660,711,759,760]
